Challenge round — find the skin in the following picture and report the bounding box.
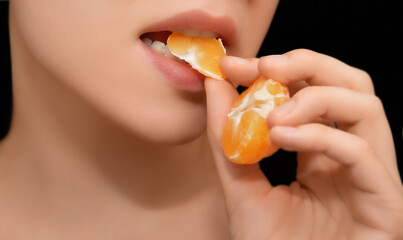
[0,0,402,240]
[207,53,403,239]
[0,0,275,239]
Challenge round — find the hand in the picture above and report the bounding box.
[205,49,403,240]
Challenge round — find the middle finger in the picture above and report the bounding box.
[266,86,398,180]
[267,86,381,131]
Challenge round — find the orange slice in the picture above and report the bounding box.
[222,76,290,164]
[166,32,226,80]
[167,32,289,164]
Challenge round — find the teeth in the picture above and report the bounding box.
[150,41,166,55]
[142,37,152,46]
[144,39,177,60]
[141,29,219,61]
[198,31,219,39]
[164,46,176,59]
[179,29,218,38]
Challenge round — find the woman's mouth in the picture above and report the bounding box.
[138,10,236,92]
[140,29,220,61]
[139,29,222,92]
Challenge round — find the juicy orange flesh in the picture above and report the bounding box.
[222,111,271,164]
[166,32,289,164]
[166,32,226,80]
[222,77,290,164]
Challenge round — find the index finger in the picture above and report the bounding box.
[258,49,375,94]
[220,56,260,87]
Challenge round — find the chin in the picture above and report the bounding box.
[133,114,207,145]
[151,122,207,145]
[96,97,208,146]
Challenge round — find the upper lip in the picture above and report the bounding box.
[139,9,237,47]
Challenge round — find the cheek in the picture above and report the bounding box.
[11,0,208,144]
[231,0,279,58]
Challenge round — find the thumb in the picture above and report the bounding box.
[204,77,272,215]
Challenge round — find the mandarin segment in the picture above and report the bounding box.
[166,32,226,80]
[222,111,269,164]
[267,81,282,95]
[274,97,289,107]
[231,86,253,109]
[166,31,290,164]
[222,77,290,164]
[222,118,240,159]
[237,111,270,164]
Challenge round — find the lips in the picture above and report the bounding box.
[139,10,236,47]
[138,10,236,92]
[140,39,206,92]
[140,29,220,62]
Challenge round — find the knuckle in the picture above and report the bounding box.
[354,69,375,93]
[302,124,329,152]
[357,69,371,81]
[293,85,321,99]
[353,137,373,161]
[287,48,317,62]
[286,49,322,81]
[363,95,384,117]
[355,137,371,153]
[364,95,385,117]
[292,86,328,110]
[343,136,372,166]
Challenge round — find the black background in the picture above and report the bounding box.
[0,1,402,185]
[257,0,403,185]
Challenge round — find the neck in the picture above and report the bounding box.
[0,30,222,235]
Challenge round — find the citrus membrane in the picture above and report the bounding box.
[222,76,290,164]
[167,32,290,164]
[167,32,226,80]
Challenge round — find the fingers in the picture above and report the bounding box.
[220,56,260,87]
[260,49,399,182]
[258,49,375,94]
[220,55,309,97]
[267,85,400,183]
[271,124,368,166]
[204,77,272,216]
[270,124,396,193]
[268,86,381,129]
[204,77,238,142]
[210,50,400,221]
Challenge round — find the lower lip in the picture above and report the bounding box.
[139,40,205,92]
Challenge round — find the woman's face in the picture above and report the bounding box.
[10,0,278,144]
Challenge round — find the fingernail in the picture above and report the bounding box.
[263,54,288,63]
[273,100,295,116]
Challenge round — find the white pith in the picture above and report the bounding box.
[169,38,225,80]
[141,30,225,79]
[228,79,289,127]
[141,29,219,61]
